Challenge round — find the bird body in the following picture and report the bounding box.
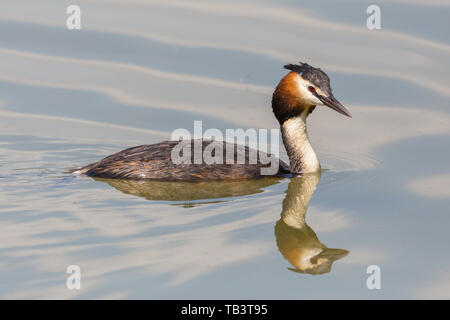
[77,140,289,181]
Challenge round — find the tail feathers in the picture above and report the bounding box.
[68,165,90,175]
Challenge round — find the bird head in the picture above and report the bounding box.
[272,62,351,124]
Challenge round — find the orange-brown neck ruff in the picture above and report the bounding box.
[272,71,310,125]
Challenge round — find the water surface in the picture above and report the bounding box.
[0,0,449,299]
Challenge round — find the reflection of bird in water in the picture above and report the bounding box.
[275,173,348,275]
[76,62,351,181]
[94,176,281,202]
[94,171,348,274]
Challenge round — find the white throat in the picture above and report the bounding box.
[281,111,320,174]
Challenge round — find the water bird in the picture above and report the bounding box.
[76,62,351,181]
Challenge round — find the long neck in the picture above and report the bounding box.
[281,111,321,174]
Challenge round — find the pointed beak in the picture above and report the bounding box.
[316,93,352,118]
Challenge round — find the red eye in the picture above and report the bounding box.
[308,86,316,93]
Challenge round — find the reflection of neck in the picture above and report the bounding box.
[280,173,321,229]
[281,111,320,174]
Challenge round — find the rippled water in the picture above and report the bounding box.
[0,0,449,299]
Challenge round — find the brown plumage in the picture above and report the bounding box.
[272,71,305,124]
[77,140,289,181]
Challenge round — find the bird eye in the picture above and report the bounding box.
[308,86,316,93]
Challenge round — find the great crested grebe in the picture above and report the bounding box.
[77,62,351,181]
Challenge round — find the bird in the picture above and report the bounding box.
[75,62,351,181]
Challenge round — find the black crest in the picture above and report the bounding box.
[284,62,332,96]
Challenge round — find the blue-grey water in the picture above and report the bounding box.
[0,0,449,299]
